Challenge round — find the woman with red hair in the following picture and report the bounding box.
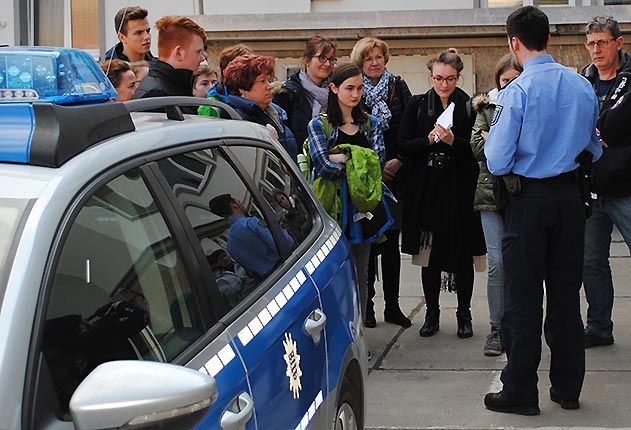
[221,54,298,162]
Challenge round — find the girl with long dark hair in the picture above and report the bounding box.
[307,63,387,322]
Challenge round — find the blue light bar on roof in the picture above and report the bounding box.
[0,103,34,163]
[0,47,117,105]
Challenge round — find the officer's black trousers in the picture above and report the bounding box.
[500,180,586,403]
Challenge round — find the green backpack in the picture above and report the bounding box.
[298,113,371,182]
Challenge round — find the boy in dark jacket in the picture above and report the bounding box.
[134,15,206,114]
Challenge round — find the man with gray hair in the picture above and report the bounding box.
[582,16,631,349]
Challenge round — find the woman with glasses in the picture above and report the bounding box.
[350,37,412,329]
[398,49,484,339]
[470,54,521,356]
[274,36,337,146]
[222,54,298,162]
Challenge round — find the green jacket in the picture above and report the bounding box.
[470,89,498,212]
[312,143,382,224]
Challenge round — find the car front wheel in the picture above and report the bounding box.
[334,377,362,430]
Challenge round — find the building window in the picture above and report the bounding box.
[71,0,99,50]
[538,0,569,5]
[488,0,522,6]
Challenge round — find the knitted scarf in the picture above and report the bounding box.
[299,70,329,117]
[363,70,393,131]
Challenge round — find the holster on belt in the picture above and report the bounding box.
[493,173,522,215]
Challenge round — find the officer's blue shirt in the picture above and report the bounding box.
[485,54,602,178]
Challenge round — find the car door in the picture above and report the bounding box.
[224,143,330,430]
[152,141,329,429]
[27,165,252,430]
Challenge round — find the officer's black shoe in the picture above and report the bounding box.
[364,311,376,328]
[484,391,540,416]
[384,307,412,328]
[584,331,614,348]
[549,387,580,410]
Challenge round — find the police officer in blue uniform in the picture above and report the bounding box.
[483,6,602,415]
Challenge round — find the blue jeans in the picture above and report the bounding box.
[481,210,505,329]
[583,196,631,338]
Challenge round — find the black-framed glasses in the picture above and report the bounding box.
[585,38,617,50]
[431,75,458,85]
[313,54,337,64]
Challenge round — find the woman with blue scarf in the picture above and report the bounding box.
[350,37,412,329]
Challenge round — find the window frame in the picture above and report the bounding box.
[149,138,324,326]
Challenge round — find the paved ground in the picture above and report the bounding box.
[364,229,631,429]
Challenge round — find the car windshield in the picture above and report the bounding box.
[0,198,32,307]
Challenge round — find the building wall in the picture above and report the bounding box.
[102,0,197,56]
[197,5,631,94]
[0,1,16,46]
[201,0,310,15]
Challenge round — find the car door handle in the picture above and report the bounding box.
[304,309,327,345]
[221,392,254,430]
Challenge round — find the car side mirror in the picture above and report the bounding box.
[69,361,217,429]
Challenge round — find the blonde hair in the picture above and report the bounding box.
[350,37,389,67]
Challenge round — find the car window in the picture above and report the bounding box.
[41,170,203,417]
[156,147,293,310]
[228,145,314,246]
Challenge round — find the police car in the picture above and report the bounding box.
[0,47,367,430]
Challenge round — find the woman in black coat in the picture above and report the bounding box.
[350,36,413,329]
[398,49,484,339]
[273,36,337,146]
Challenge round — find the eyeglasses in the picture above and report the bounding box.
[313,54,337,65]
[431,75,458,85]
[585,38,617,50]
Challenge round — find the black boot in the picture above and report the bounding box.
[419,308,440,337]
[456,310,473,339]
[384,306,411,328]
[364,300,376,328]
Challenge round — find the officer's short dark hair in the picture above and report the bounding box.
[586,16,622,39]
[506,6,550,52]
[114,6,148,35]
[209,194,234,218]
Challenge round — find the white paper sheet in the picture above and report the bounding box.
[433,102,455,142]
[436,102,455,129]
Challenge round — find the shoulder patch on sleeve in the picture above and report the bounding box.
[490,105,503,126]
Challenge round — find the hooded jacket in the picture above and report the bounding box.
[220,94,298,162]
[583,50,631,197]
[273,71,314,147]
[133,59,197,113]
[103,42,154,63]
[470,88,499,211]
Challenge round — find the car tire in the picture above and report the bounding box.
[334,376,362,430]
